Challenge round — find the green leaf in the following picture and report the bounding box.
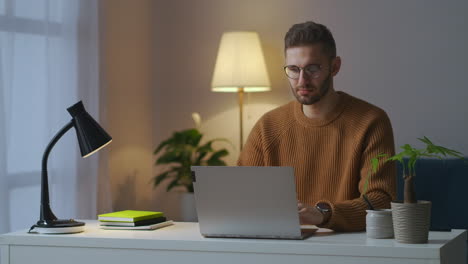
[156,152,182,165]
[417,136,433,145]
[371,158,379,173]
[194,141,213,164]
[197,140,214,153]
[401,144,413,152]
[153,171,171,186]
[362,170,371,195]
[387,153,404,163]
[174,129,203,147]
[154,138,174,154]
[209,149,229,160]
[207,159,227,166]
[408,154,418,175]
[206,149,229,166]
[363,153,388,196]
[206,149,228,166]
[419,136,465,160]
[166,179,181,192]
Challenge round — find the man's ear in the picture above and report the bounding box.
[331,56,341,77]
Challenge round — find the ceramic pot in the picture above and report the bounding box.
[366,209,394,239]
[391,201,431,244]
[179,192,198,222]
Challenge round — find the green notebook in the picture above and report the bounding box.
[98,210,164,222]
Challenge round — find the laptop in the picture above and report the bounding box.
[191,166,317,239]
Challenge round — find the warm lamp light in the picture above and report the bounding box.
[29,101,112,234]
[211,31,271,150]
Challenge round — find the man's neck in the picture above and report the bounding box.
[302,89,340,119]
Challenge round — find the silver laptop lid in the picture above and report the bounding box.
[192,166,302,239]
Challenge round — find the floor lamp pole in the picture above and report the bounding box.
[238,88,244,151]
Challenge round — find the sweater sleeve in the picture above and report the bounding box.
[317,111,397,231]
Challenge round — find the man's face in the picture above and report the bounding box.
[285,44,336,105]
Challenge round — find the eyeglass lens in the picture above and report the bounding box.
[284,64,321,79]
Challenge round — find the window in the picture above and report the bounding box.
[0,0,79,232]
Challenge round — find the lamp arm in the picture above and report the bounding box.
[40,120,74,222]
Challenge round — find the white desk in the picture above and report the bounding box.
[0,220,466,264]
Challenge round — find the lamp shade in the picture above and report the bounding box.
[211,31,271,92]
[67,101,112,158]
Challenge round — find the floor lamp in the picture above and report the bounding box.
[211,31,271,151]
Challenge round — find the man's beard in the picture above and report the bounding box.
[291,73,332,105]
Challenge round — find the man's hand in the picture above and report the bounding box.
[298,202,324,225]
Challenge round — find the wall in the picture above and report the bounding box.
[104,0,468,218]
[102,0,155,212]
[152,0,468,218]
[153,0,468,162]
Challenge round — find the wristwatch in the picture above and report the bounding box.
[315,203,332,225]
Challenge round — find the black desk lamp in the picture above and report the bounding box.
[29,101,112,234]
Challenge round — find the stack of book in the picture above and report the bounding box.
[98,210,173,230]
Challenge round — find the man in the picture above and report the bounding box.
[237,21,396,231]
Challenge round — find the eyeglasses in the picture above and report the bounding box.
[283,64,324,80]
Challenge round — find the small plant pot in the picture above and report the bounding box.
[391,201,431,244]
[179,192,198,222]
[366,209,394,239]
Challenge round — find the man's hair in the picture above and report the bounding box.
[284,21,336,58]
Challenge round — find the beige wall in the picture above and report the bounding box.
[102,0,155,211]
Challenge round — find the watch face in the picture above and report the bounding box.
[316,203,331,212]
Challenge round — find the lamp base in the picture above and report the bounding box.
[29,219,85,234]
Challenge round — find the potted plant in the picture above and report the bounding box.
[152,113,230,221]
[153,128,229,192]
[375,136,464,243]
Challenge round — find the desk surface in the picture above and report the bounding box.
[1,220,466,261]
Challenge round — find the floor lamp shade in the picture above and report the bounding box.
[211,31,271,151]
[211,31,271,92]
[29,100,112,234]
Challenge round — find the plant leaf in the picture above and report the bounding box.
[197,140,214,153]
[166,179,181,192]
[408,154,418,176]
[207,159,227,166]
[153,171,171,186]
[195,141,213,164]
[417,136,433,145]
[174,129,203,147]
[363,153,388,196]
[156,151,182,164]
[419,136,465,160]
[154,137,174,154]
[206,149,229,166]
[208,149,229,162]
[362,170,371,195]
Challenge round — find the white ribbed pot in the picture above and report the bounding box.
[366,209,394,239]
[391,201,431,244]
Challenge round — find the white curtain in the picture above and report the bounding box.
[0,0,110,234]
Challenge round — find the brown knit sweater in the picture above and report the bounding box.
[238,92,396,231]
